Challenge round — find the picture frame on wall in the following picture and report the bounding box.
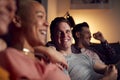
[70,0,112,9]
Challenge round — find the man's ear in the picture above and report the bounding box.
[12,15,22,28]
[75,32,81,38]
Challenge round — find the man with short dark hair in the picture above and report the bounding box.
[72,22,117,64]
[48,17,118,80]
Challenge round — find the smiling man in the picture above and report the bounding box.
[72,22,117,64]
[48,17,118,80]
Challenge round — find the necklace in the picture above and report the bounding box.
[22,48,34,55]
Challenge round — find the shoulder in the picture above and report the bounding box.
[0,47,26,63]
[0,47,17,55]
[71,44,81,53]
[68,53,92,62]
[4,47,18,52]
[0,48,20,70]
[0,47,20,56]
[0,39,7,51]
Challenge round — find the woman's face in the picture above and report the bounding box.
[21,1,48,47]
[0,0,16,35]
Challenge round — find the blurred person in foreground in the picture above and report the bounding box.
[0,0,16,80]
[0,0,70,80]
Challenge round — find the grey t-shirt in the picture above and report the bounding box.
[65,53,103,80]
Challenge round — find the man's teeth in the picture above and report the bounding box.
[64,39,68,42]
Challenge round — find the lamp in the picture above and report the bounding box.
[64,12,75,28]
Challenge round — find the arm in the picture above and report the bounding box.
[93,62,118,80]
[34,46,68,69]
[100,65,118,80]
[93,61,107,74]
[93,31,116,64]
[0,39,7,51]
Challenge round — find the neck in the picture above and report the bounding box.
[75,41,85,49]
[12,36,34,52]
[59,47,72,56]
[11,31,35,59]
[11,36,35,58]
[23,39,34,52]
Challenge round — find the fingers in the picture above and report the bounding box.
[93,31,106,42]
[56,63,64,70]
[60,62,68,70]
[57,60,68,70]
[111,65,118,80]
[111,65,118,74]
[93,31,102,38]
[56,62,68,70]
[106,65,116,73]
[104,65,118,80]
[105,65,118,80]
[107,65,117,72]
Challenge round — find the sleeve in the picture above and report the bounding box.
[101,40,117,64]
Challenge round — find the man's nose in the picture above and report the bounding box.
[62,33,67,38]
[44,21,49,27]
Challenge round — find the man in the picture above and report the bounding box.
[0,0,70,80]
[72,22,117,64]
[48,17,118,80]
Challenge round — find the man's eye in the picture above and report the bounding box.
[66,30,71,33]
[57,31,61,35]
[37,15,43,18]
[57,31,62,36]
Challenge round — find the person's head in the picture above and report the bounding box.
[72,22,91,47]
[50,17,72,51]
[0,0,16,35]
[12,0,48,48]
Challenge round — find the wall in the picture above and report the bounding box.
[48,0,120,43]
[47,0,57,40]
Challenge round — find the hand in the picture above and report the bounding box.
[34,46,68,69]
[93,31,106,42]
[47,47,68,70]
[102,65,118,80]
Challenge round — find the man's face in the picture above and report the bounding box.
[80,27,91,47]
[21,1,48,47]
[54,22,72,50]
[0,0,16,35]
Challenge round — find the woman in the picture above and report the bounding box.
[0,0,70,80]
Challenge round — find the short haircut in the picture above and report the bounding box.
[16,0,40,19]
[50,17,71,41]
[72,22,89,41]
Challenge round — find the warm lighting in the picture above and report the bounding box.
[70,10,109,43]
